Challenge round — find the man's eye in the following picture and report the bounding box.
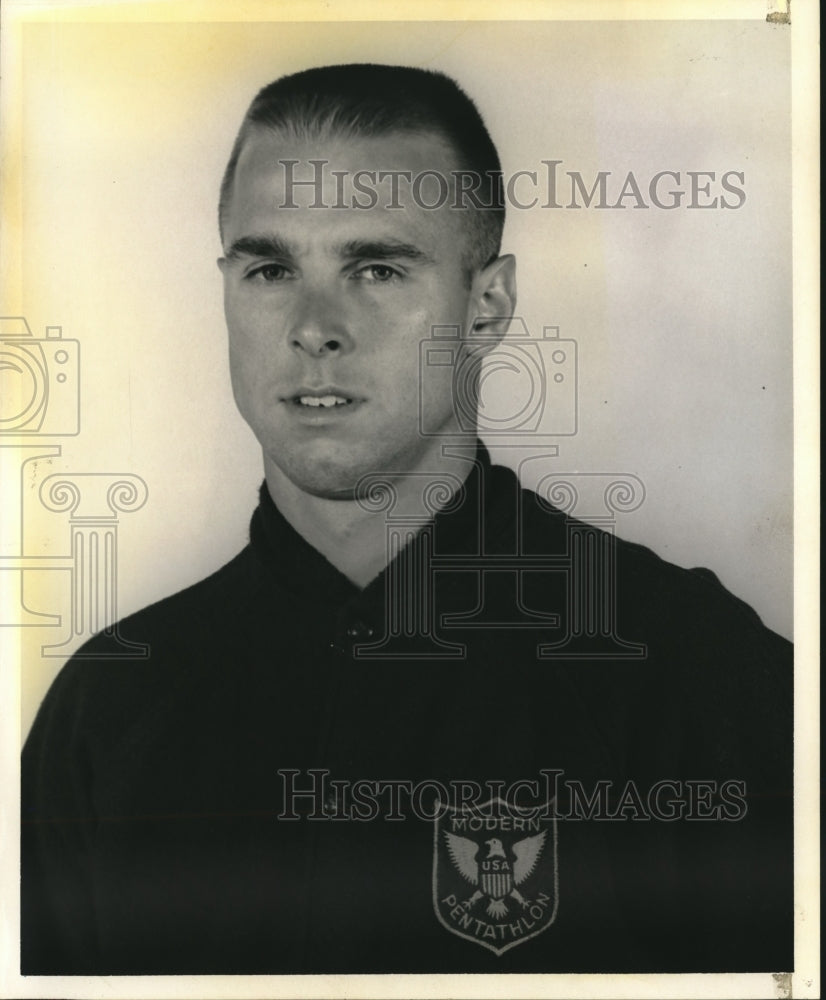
[354,264,400,282]
[247,263,289,282]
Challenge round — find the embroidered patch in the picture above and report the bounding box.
[432,797,558,954]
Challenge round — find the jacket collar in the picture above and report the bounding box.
[248,440,519,611]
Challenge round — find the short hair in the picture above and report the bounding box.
[218,63,505,275]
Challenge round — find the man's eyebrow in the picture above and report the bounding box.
[337,239,434,264]
[224,235,293,262]
[223,235,435,265]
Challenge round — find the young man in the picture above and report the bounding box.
[22,64,792,976]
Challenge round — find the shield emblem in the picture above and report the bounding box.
[432,796,558,955]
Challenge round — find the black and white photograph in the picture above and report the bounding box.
[1,1,818,998]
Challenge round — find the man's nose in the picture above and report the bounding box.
[288,288,353,357]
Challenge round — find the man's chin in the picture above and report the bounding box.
[263,435,469,505]
[293,480,360,501]
[266,451,375,501]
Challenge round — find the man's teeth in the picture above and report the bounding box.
[298,395,351,408]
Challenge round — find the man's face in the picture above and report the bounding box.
[219,127,507,499]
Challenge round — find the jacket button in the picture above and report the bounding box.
[346,621,375,640]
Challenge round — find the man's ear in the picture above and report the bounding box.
[466,254,517,354]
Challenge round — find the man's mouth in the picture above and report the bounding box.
[285,387,360,411]
[294,394,353,408]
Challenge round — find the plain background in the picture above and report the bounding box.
[7,18,792,737]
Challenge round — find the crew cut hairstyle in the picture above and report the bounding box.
[218,63,506,275]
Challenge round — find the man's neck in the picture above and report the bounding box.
[264,447,476,589]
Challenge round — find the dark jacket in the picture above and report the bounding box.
[21,447,792,974]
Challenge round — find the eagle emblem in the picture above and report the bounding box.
[432,797,558,954]
[445,831,546,918]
